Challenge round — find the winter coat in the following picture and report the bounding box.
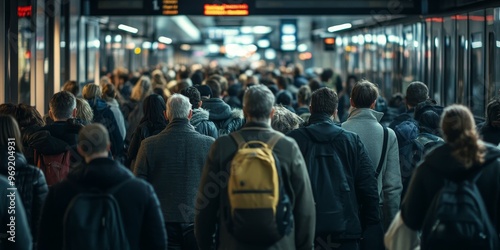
[288,113,382,240]
[342,108,402,230]
[195,122,316,250]
[401,143,500,232]
[201,98,245,136]
[190,108,218,139]
[38,158,167,250]
[134,118,214,222]
[106,98,127,140]
[88,98,124,158]
[126,121,167,169]
[0,152,48,239]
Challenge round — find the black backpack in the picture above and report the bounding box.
[421,166,499,250]
[63,179,133,250]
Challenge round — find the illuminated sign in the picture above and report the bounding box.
[204,4,249,16]
[18,6,32,17]
[163,0,178,15]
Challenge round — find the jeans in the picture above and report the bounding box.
[165,223,198,250]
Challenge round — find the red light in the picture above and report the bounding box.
[24,51,31,59]
[324,38,335,45]
[18,6,32,17]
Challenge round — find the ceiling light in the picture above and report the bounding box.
[180,44,191,51]
[265,48,276,60]
[240,26,252,34]
[114,35,122,42]
[158,36,172,44]
[105,35,112,43]
[171,16,201,41]
[297,43,308,52]
[257,39,270,48]
[118,24,138,34]
[281,24,296,34]
[142,41,152,49]
[327,23,352,33]
[253,26,272,34]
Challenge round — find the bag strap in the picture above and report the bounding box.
[230,129,283,150]
[375,127,389,178]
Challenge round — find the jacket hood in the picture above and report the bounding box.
[230,108,244,119]
[88,98,108,111]
[29,129,73,154]
[190,108,210,127]
[305,113,344,142]
[425,143,500,179]
[201,98,232,121]
[347,108,384,122]
[106,98,119,108]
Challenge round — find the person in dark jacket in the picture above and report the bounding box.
[195,85,315,250]
[0,115,48,247]
[479,97,500,145]
[134,94,214,250]
[126,94,168,168]
[181,86,218,139]
[201,79,244,136]
[38,124,167,250]
[288,87,383,250]
[401,104,500,241]
[388,81,429,130]
[0,176,32,249]
[82,84,124,160]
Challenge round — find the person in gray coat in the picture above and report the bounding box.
[134,94,215,250]
[342,80,402,230]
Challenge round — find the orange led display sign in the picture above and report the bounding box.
[324,38,335,45]
[163,0,178,15]
[204,4,249,16]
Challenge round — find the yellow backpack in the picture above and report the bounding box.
[226,130,292,245]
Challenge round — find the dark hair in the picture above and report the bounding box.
[49,91,76,120]
[351,80,379,108]
[15,104,45,128]
[181,86,201,109]
[486,97,500,127]
[62,80,79,96]
[406,81,429,107]
[310,87,338,115]
[206,79,221,98]
[414,100,442,135]
[308,78,322,92]
[0,115,23,152]
[208,74,228,94]
[389,93,405,108]
[243,85,275,120]
[190,70,204,86]
[276,76,289,89]
[320,68,333,82]
[298,85,312,106]
[178,68,191,80]
[102,83,116,101]
[276,91,293,106]
[441,105,485,168]
[140,94,168,126]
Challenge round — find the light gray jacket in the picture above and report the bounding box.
[342,108,402,230]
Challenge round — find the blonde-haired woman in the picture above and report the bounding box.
[123,76,152,143]
[401,104,500,249]
[75,98,93,125]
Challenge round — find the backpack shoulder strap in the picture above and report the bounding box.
[375,126,389,178]
[266,133,283,150]
[230,132,246,149]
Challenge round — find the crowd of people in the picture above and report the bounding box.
[0,63,500,250]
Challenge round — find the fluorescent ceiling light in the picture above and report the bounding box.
[118,24,138,34]
[257,39,270,48]
[471,41,482,49]
[253,26,272,34]
[105,35,112,43]
[142,41,152,49]
[265,48,276,60]
[281,24,296,34]
[297,43,308,52]
[158,36,172,44]
[240,26,252,34]
[114,35,122,42]
[180,44,191,51]
[327,23,352,33]
[171,16,201,41]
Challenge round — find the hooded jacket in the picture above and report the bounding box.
[201,98,244,136]
[288,113,381,240]
[0,152,48,239]
[190,108,218,139]
[402,143,500,232]
[38,158,167,250]
[342,108,402,230]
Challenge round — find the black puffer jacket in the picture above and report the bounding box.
[0,152,48,238]
[288,113,382,241]
[190,108,218,139]
[126,121,167,169]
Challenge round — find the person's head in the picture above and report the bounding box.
[271,105,303,134]
[320,68,333,82]
[49,91,77,121]
[350,80,379,109]
[389,93,405,109]
[206,79,221,98]
[131,76,153,102]
[310,87,338,118]
[276,91,293,106]
[208,75,228,96]
[77,123,110,162]
[75,98,94,123]
[101,83,116,102]
[440,104,485,168]
[406,81,429,108]
[82,83,102,100]
[276,76,288,90]
[99,76,112,89]
[62,80,79,96]
[293,64,304,77]
[298,85,312,106]
[190,70,204,86]
[414,100,442,135]
[141,94,167,126]
[0,115,23,152]
[151,69,167,88]
[195,85,212,100]
[243,85,275,123]
[308,78,323,92]
[165,94,192,121]
[180,86,202,109]
[176,79,192,93]
[486,97,500,127]
[113,67,129,86]
[0,103,45,129]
